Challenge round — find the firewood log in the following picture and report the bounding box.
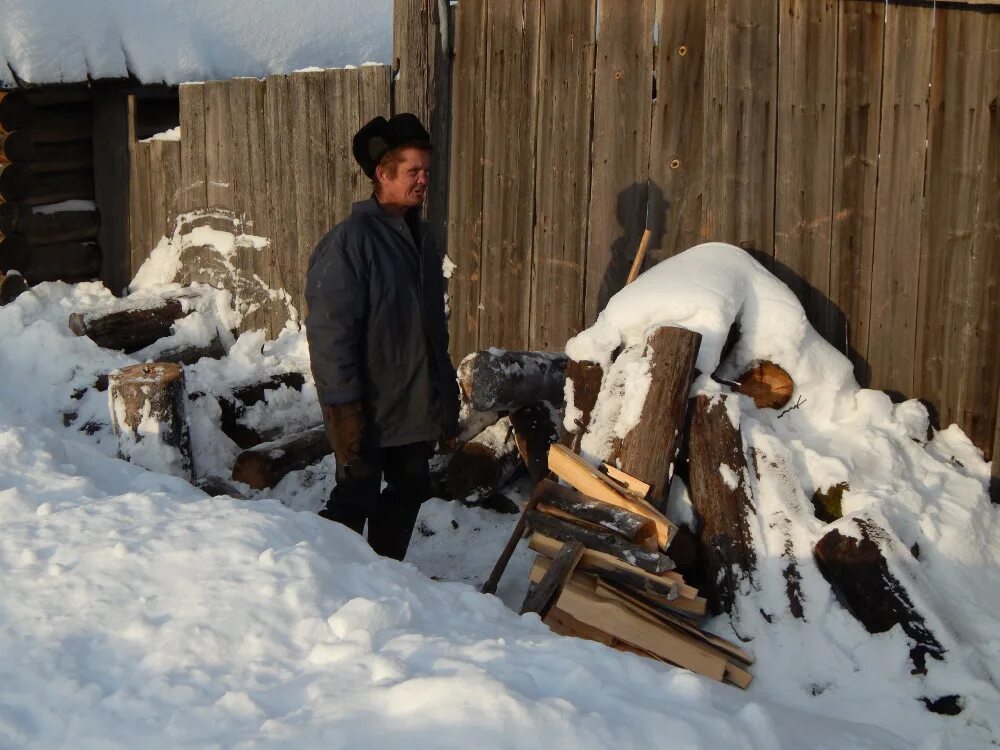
[0,163,33,201]
[457,349,568,411]
[814,517,944,674]
[0,271,27,304]
[607,326,700,513]
[509,400,561,484]
[231,425,330,489]
[520,542,584,617]
[109,362,193,479]
[1,240,101,283]
[445,417,523,502]
[687,393,756,615]
[525,509,674,574]
[211,372,307,449]
[31,105,91,143]
[534,478,656,545]
[560,358,603,452]
[68,296,192,353]
[135,334,227,367]
[0,91,33,132]
[0,130,33,163]
[0,202,30,234]
[24,168,94,206]
[737,360,794,409]
[30,141,94,173]
[16,209,99,244]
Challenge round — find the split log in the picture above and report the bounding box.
[1,241,101,283]
[602,464,651,498]
[0,202,30,233]
[0,163,33,201]
[520,541,584,617]
[687,393,756,615]
[30,141,94,173]
[0,271,27,304]
[534,478,656,545]
[195,474,249,499]
[17,209,99,243]
[31,106,91,143]
[509,401,561,484]
[561,358,603,452]
[0,130,33,163]
[231,425,330,489]
[548,443,677,550]
[68,296,191,353]
[814,517,944,674]
[109,362,193,479]
[530,533,679,601]
[24,169,94,206]
[456,402,501,443]
[0,91,34,132]
[457,349,568,411]
[445,417,523,502]
[612,326,701,512]
[737,360,794,409]
[525,509,674,574]
[213,372,308,449]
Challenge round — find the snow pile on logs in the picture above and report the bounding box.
[552,242,1000,736]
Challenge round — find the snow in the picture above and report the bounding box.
[142,126,181,142]
[32,200,97,215]
[0,0,391,86]
[0,240,998,747]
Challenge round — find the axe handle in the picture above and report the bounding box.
[481,492,542,595]
[626,228,653,285]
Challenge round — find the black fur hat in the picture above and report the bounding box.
[352,113,431,178]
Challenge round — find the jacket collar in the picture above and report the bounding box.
[352,197,420,227]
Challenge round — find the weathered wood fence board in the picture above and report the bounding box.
[444,0,1000,470]
[529,0,596,351]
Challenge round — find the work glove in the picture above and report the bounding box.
[321,401,364,466]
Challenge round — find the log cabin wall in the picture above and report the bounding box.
[441,0,1000,476]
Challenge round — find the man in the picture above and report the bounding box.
[305,113,459,561]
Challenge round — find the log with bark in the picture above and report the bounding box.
[445,417,523,502]
[14,208,99,244]
[109,362,193,479]
[509,400,561,484]
[0,91,34,132]
[0,271,27,304]
[737,360,794,409]
[135,334,227,367]
[560,358,604,453]
[212,372,308,449]
[457,349,568,411]
[230,425,330,490]
[525,510,674,574]
[31,105,91,143]
[1,240,101,284]
[0,202,30,234]
[534,478,656,546]
[24,168,94,206]
[814,517,944,674]
[520,540,584,617]
[0,130,33,163]
[0,162,33,201]
[687,393,756,615]
[609,326,701,512]
[30,140,94,173]
[68,295,193,352]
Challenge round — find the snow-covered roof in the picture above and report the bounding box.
[0,0,392,87]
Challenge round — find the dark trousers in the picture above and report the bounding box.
[320,442,431,561]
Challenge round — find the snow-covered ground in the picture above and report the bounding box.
[0,0,391,86]
[1,241,998,747]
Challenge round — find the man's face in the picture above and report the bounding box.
[377,147,431,207]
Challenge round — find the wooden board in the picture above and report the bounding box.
[829,0,884,381]
[144,138,181,265]
[602,464,651,498]
[584,0,655,324]
[647,0,707,265]
[916,7,999,451]
[521,545,584,616]
[548,443,678,549]
[446,0,489,359]
[91,88,130,295]
[204,80,235,213]
[867,3,934,396]
[773,0,838,342]
[701,0,778,260]
[356,65,392,202]
[529,0,596,350]
[479,0,540,350]
[393,0,432,125]
[264,74,300,322]
[178,82,208,213]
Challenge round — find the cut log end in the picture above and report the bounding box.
[737,361,794,410]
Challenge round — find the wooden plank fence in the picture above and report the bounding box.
[445,0,1000,470]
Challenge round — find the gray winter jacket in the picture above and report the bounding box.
[305,198,459,448]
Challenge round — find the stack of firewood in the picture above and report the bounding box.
[520,443,754,689]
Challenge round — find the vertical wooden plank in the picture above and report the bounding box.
[867,3,933,397]
[326,67,361,225]
[774,0,839,343]
[393,0,432,125]
[204,80,235,212]
[264,74,300,321]
[529,0,596,351]
[446,0,489,359]
[702,0,779,260]
[178,82,207,214]
[426,1,453,263]
[647,0,707,265]
[128,139,153,277]
[350,64,392,207]
[155,138,181,242]
[829,0,883,385]
[585,0,655,324]
[916,7,998,450]
[92,88,131,294]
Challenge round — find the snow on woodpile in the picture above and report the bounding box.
[564,242,1000,747]
[0,0,391,86]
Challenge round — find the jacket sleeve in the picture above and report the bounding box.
[305,230,368,405]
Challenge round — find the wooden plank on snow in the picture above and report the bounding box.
[479,0,540,350]
[829,0,884,382]
[529,0,596,351]
[867,3,933,396]
[446,0,489,360]
[773,0,839,343]
[584,0,655,324]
